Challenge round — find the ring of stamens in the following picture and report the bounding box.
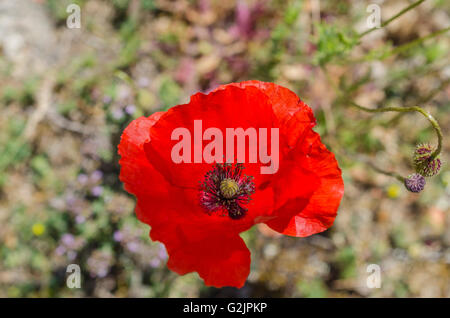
[199,163,255,220]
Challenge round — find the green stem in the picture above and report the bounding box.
[366,77,449,128]
[388,26,450,57]
[359,0,427,38]
[330,138,405,182]
[350,102,443,160]
[353,27,450,63]
[361,157,405,182]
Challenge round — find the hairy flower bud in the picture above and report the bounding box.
[404,173,426,193]
[413,143,441,177]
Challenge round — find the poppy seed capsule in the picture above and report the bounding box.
[404,173,426,193]
[413,143,441,177]
[220,178,240,199]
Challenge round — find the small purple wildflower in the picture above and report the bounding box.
[91,186,103,197]
[125,104,136,115]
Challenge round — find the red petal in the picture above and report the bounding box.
[266,130,344,237]
[216,81,316,148]
[118,113,171,224]
[119,113,253,288]
[162,225,250,288]
[143,85,279,189]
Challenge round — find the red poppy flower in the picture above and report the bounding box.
[118,80,344,288]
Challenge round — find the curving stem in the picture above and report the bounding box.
[350,102,443,161]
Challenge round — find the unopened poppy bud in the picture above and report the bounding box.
[413,143,441,177]
[404,173,426,193]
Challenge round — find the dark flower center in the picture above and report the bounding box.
[200,163,255,220]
